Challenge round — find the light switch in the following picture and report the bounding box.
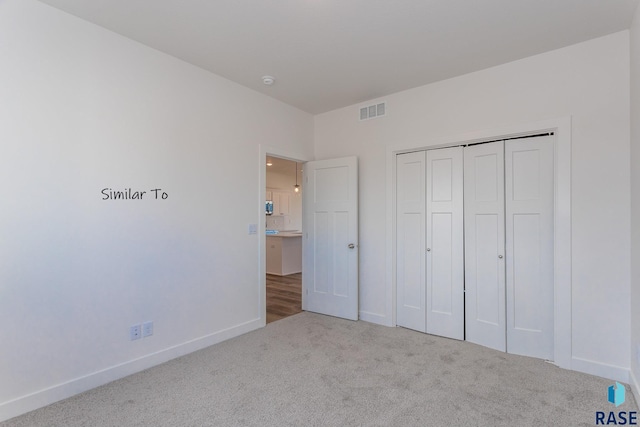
[248,224,257,235]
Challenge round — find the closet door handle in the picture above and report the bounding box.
[498,255,503,259]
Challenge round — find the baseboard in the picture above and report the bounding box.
[0,318,263,423]
[630,368,640,407]
[359,310,391,326]
[571,356,630,383]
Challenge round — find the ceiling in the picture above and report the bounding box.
[266,156,301,178]
[38,0,639,114]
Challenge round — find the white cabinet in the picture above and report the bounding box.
[266,235,302,275]
[268,189,291,216]
[266,236,282,275]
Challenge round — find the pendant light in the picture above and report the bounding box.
[294,162,300,193]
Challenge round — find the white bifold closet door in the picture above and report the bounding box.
[397,135,554,359]
[464,141,507,352]
[504,136,554,360]
[396,148,464,339]
[465,136,554,358]
[396,151,426,332]
[425,147,464,340]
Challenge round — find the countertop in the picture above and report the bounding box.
[266,231,303,238]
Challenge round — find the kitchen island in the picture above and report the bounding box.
[266,231,302,276]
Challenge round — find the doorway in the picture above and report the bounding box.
[265,156,304,323]
[259,147,361,326]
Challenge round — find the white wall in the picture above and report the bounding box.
[630,4,640,398]
[0,0,313,421]
[315,32,631,380]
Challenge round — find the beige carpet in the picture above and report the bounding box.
[4,312,638,426]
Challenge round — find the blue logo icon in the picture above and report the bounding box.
[608,382,625,407]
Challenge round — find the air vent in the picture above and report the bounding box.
[359,102,386,121]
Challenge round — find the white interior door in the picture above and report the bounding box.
[303,156,358,320]
[505,136,554,359]
[396,151,426,332]
[464,141,506,352]
[426,147,464,340]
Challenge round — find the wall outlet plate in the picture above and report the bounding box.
[130,324,141,341]
[142,321,154,337]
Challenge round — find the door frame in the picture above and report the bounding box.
[258,145,312,327]
[386,117,572,370]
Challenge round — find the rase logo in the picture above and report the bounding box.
[595,382,637,425]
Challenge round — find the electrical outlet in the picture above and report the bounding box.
[142,321,154,338]
[130,324,141,341]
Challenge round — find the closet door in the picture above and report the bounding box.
[464,141,506,352]
[426,147,464,340]
[505,136,554,359]
[396,152,426,332]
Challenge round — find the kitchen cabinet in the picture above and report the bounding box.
[266,232,302,275]
[268,190,291,216]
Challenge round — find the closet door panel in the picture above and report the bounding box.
[474,214,501,325]
[464,141,506,352]
[505,136,554,359]
[396,152,426,332]
[426,147,464,340]
[430,213,453,314]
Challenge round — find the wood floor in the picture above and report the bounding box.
[266,273,302,324]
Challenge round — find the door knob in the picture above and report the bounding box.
[498,255,503,259]
[426,248,431,252]
[348,243,355,249]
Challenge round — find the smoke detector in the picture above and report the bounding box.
[262,76,275,86]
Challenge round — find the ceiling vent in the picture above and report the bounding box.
[359,102,386,121]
